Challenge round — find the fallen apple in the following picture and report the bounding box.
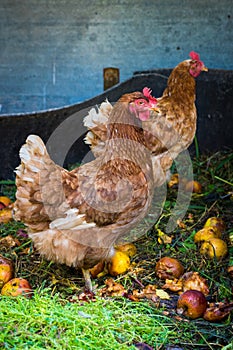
[177,290,207,319]
[0,255,14,288]
[193,227,222,243]
[108,250,130,277]
[116,243,137,257]
[203,302,233,322]
[204,217,226,233]
[155,257,184,280]
[185,180,202,194]
[1,278,33,298]
[200,238,228,260]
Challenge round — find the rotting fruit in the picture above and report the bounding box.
[0,255,14,288]
[108,250,130,277]
[181,271,209,296]
[204,217,226,233]
[200,238,228,260]
[177,290,207,319]
[155,257,184,280]
[1,278,33,298]
[115,243,137,257]
[203,302,233,322]
[185,180,202,194]
[193,227,222,243]
[0,196,12,207]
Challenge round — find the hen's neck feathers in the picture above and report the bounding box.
[162,61,196,104]
[107,100,145,144]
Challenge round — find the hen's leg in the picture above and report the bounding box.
[82,268,93,291]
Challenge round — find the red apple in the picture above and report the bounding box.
[177,290,207,319]
[0,255,14,288]
[1,278,33,298]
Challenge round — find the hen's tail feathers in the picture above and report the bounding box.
[83,99,112,129]
[15,135,51,182]
[14,135,68,227]
[83,100,112,151]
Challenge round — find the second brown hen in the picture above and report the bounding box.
[84,52,207,186]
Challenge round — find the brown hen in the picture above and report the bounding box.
[84,52,207,186]
[13,92,154,291]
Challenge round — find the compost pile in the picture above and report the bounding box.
[0,151,232,348]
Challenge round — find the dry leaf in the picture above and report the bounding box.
[130,284,170,301]
[143,284,157,294]
[168,173,179,188]
[163,278,183,292]
[89,261,105,278]
[155,289,170,300]
[0,235,21,248]
[176,219,186,229]
[130,285,156,301]
[157,229,173,244]
[99,278,126,297]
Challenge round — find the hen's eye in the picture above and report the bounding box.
[137,100,145,105]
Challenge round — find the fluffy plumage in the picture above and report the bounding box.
[14,92,154,290]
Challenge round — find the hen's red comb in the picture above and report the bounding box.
[189,51,200,61]
[143,87,157,104]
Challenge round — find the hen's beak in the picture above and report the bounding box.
[150,106,160,113]
[202,66,208,72]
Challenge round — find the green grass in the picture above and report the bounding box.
[1,290,232,350]
[0,292,177,349]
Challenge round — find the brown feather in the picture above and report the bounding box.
[143,60,197,158]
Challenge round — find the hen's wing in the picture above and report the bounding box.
[142,95,196,185]
[143,96,196,157]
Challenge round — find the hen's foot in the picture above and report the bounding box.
[82,268,93,292]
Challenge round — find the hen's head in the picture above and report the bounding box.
[189,51,208,77]
[119,89,157,122]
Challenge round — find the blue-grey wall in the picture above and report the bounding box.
[0,0,232,114]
